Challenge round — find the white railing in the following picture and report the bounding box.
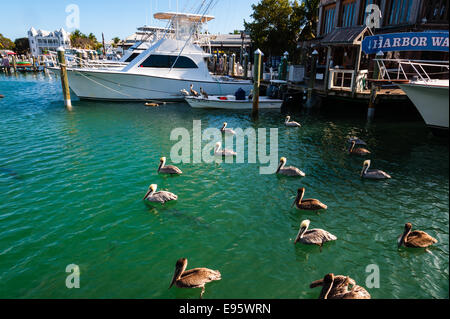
[48,51,127,70]
[374,58,449,83]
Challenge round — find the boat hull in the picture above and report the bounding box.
[185,96,283,109]
[398,82,449,130]
[49,68,253,101]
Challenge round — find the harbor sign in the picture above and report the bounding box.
[362,31,449,54]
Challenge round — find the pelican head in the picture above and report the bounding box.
[158,157,167,172]
[294,219,311,243]
[169,258,188,289]
[319,273,335,299]
[160,157,167,162]
[215,142,222,151]
[398,223,413,248]
[143,184,157,200]
[276,157,287,173]
[292,187,306,208]
[222,122,228,130]
[360,160,371,177]
[285,116,291,122]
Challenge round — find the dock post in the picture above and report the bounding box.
[213,54,217,74]
[32,56,37,72]
[367,83,377,122]
[57,47,72,109]
[11,55,17,73]
[243,53,248,79]
[306,49,318,106]
[252,49,263,118]
[231,53,236,77]
[223,54,228,75]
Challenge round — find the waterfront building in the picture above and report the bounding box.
[28,27,71,56]
[300,0,449,97]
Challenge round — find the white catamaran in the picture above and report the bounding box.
[49,12,252,101]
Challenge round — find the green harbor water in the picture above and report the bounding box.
[0,73,448,299]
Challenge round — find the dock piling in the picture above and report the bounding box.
[57,47,72,109]
[367,84,378,122]
[231,53,236,77]
[243,53,248,79]
[252,49,263,118]
[11,55,17,73]
[306,49,318,107]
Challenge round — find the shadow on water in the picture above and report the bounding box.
[0,167,23,180]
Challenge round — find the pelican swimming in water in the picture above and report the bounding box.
[158,157,182,175]
[220,122,236,135]
[214,142,236,157]
[361,160,391,179]
[398,223,438,249]
[292,187,327,213]
[143,184,177,205]
[312,273,371,299]
[276,157,305,177]
[169,258,221,298]
[348,137,367,146]
[190,84,200,97]
[294,220,337,251]
[200,87,209,99]
[285,116,301,127]
[349,140,371,155]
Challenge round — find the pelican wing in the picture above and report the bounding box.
[147,191,177,204]
[340,285,371,299]
[302,229,337,245]
[160,165,183,175]
[178,268,221,288]
[222,149,237,157]
[280,166,305,177]
[406,231,438,248]
[300,199,327,210]
[286,122,301,127]
[364,169,391,179]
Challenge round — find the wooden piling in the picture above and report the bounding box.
[243,53,248,79]
[11,55,17,73]
[57,47,72,109]
[307,50,318,103]
[231,53,236,77]
[367,83,377,122]
[252,49,263,118]
[32,56,37,72]
[223,54,228,75]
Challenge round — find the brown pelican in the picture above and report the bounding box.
[190,84,200,97]
[221,122,236,135]
[200,87,209,99]
[158,157,182,175]
[292,188,327,213]
[169,258,221,298]
[349,141,371,155]
[285,116,301,127]
[398,223,438,248]
[276,157,305,177]
[311,274,371,299]
[361,160,391,179]
[214,142,236,157]
[0,94,4,98]
[294,220,337,251]
[348,137,367,146]
[180,89,190,96]
[143,184,177,204]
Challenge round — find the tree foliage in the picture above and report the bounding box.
[0,34,15,50]
[14,38,30,55]
[70,30,100,49]
[244,0,319,57]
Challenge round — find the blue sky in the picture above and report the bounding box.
[0,0,259,41]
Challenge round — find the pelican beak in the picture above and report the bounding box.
[291,197,297,208]
[169,274,177,289]
[143,189,151,200]
[294,227,306,244]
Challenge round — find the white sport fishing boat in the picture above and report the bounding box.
[185,95,283,109]
[49,11,252,101]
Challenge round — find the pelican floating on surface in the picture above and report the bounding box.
[285,116,301,127]
[276,157,305,177]
[221,122,236,135]
[294,220,337,250]
[348,137,367,146]
[361,160,391,179]
[349,140,371,155]
[180,89,190,96]
[200,87,209,99]
[398,223,438,248]
[143,184,178,204]
[292,188,327,212]
[214,142,236,157]
[190,84,200,97]
[169,258,221,298]
[158,157,182,175]
[312,273,371,299]
[0,94,4,99]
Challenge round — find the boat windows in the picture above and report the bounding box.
[125,53,140,63]
[140,55,198,68]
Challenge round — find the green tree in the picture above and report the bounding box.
[14,38,30,55]
[70,30,100,50]
[112,37,120,47]
[297,0,320,41]
[0,34,15,50]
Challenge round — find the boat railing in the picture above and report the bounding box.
[48,51,127,70]
[374,59,449,83]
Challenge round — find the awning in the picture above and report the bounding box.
[321,26,368,45]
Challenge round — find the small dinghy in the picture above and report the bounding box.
[185,95,283,110]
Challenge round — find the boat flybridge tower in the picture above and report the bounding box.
[153,12,214,43]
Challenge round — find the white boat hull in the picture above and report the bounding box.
[48,68,253,101]
[185,96,283,109]
[398,82,449,130]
